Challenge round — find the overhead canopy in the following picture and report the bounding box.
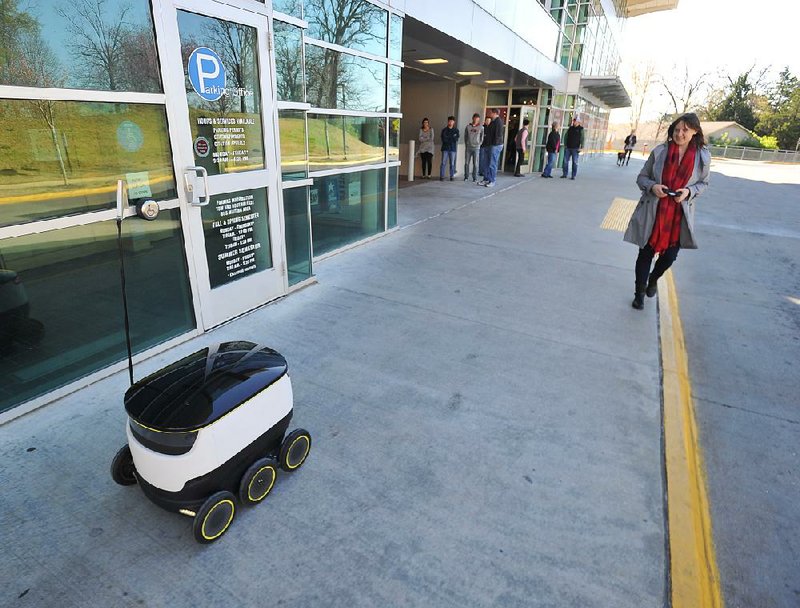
[580,76,631,109]
[624,0,679,18]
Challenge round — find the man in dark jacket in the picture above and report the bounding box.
[440,116,459,180]
[561,116,584,180]
[480,108,504,187]
[541,121,560,178]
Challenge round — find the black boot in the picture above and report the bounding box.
[645,275,658,298]
[632,283,646,310]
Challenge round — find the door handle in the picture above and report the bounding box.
[185,166,210,206]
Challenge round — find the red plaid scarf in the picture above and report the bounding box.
[648,142,697,253]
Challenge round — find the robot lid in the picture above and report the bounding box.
[124,341,288,432]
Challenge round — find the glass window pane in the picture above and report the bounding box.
[486,90,508,106]
[305,0,387,56]
[274,21,304,102]
[388,165,398,229]
[202,188,272,289]
[310,168,385,256]
[178,11,265,176]
[511,89,538,105]
[305,45,386,111]
[279,110,308,181]
[389,14,403,61]
[0,210,195,414]
[0,99,176,228]
[282,187,312,285]
[388,118,399,161]
[308,114,384,171]
[273,0,302,18]
[0,0,162,93]
[388,65,401,113]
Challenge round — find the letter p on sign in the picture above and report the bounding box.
[188,47,227,101]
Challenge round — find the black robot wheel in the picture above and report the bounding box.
[279,429,312,472]
[193,491,236,544]
[239,458,278,506]
[110,445,137,486]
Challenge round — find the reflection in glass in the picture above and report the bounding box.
[178,11,265,176]
[0,210,195,414]
[307,115,385,171]
[388,165,398,229]
[282,187,312,285]
[388,118,399,160]
[0,0,161,92]
[389,14,403,61]
[273,0,302,18]
[202,188,272,289]
[388,65,401,113]
[310,169,385,256]
[305,0,387,57]
[274,21,304,102]
[0,100,176,228]
[305,45,386,111]
[486,90,508,107]
[279,110,308,181]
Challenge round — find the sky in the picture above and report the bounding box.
[609,0,800,123]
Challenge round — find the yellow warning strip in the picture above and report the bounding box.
[659,271,724,608]
[600,197,637,231]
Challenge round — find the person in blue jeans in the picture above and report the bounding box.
[541,121,560,178]
[439,116,459,180]
[478,116,492,178]
[561,116,583,179]
[480,108,504,187]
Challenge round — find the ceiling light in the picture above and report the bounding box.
[416,58,449,65]
[456,71,482,76]
[485,79,506,84]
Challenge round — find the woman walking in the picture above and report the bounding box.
[624,113,710,310]
[418,118,434,179]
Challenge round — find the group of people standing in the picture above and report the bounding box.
[419,112,588,184]
[417,108,509,187]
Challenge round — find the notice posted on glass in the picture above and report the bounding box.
[197,117,255,166]
[205,192,267,287]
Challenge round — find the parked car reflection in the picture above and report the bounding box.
[0,263,43,356]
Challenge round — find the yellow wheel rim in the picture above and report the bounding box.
[286,435,310,470]
[201,499,235,540]
[248,465,276,502]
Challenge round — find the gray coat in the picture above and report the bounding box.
[623,143,711,249]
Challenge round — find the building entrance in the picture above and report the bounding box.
[160,0,285,329]
[503,106,536,175]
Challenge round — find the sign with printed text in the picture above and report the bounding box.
[188,47,227,102]
[126,172,152,199]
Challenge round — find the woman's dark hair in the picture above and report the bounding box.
[421,117,429,127]
[667,112,705,148]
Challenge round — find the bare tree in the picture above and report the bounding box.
[14,29,69,185]
[57,0,133,90]
[628,61,657,132]
[659,63,711,116]
[0,0,38,81]
[206,20,257,114]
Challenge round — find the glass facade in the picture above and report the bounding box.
[310,168,385,256]
[282,187,312,285]
[0,100,176,227]
[274,0,401,257]
[0,211,195,414]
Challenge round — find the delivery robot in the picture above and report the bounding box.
[110,341,311,543]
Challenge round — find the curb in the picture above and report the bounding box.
[658,271,723,607]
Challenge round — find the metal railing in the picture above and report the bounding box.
[707,145,800,163]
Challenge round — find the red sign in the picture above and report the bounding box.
[194,136,210,157]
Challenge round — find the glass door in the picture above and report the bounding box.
[159,0,283,329]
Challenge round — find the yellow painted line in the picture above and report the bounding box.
[0,173,175,205]
[659,271,723,608]
[600,197,637,231]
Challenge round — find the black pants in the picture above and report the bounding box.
[420,152,433,176]
[624,149,633,165]
[514,148,525,175]
[635,244,680,287]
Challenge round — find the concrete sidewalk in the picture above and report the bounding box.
[0,160,667,607]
